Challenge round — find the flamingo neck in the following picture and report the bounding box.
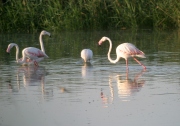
[39,33,45,53]
[107,38,120,64]
[14,44,26,64]
[14,45,19,61]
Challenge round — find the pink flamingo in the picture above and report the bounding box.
[6,30,50,66]
[81,49,93,63]
[98,36,146,70]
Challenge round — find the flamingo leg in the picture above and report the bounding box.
[125,59,129,70]
[34,61,39,67]
[133,57,146,70]
[126,69,129,80]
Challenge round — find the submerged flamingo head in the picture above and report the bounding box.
[40,30,51,37]
[98,36,108,45]
[6,43,17,53]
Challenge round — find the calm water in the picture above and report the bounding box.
[0,30,180,126]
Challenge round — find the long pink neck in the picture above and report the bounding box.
[14,44,27,64]
[39,33,45,53]
[107,38,120,64]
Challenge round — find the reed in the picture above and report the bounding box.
[0,0,179,32]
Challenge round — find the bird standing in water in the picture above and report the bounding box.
[98,36,146,70]
[81,49,93,63]
[6,30,50,66]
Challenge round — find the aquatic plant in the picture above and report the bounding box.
[0,0,179,32]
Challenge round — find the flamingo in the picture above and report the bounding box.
[6,43,47,65]
[6,30,51,66]
[81,49,93,63]
[98,36,146,70]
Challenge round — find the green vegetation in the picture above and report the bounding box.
[0,0,180,32]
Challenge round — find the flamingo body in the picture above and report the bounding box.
[98,36,146,70]
[22,47,48,60]
[81,49,93,62]
[116,43,145,60]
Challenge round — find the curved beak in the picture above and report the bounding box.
[98,40,103,46]
[6,49,10,53]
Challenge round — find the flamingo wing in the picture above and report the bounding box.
[118,43,145,58]
[23,47,48,60]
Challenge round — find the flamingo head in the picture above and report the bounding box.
[98,36,108,45]
[41,30,51,37]
[6,43,17,53]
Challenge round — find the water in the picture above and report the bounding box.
[0,30,180,126]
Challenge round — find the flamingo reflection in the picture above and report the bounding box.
[17,66,53,97]
[116,71,145,100]
[101,70,145,106]
[81,62,93,78]
[18,66,46,85]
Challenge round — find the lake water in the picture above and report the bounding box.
[0,30,180,126]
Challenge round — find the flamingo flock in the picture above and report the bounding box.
[6,30,50,66]
[6,31,146,70]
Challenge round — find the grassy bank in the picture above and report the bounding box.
[0,0,180,32]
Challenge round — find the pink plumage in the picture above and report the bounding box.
[98,36,146,70]
[6,30,50,66]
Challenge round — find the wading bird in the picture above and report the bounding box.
[98,36,146,70]
[6,30,50,66]
[81,49,93,63]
